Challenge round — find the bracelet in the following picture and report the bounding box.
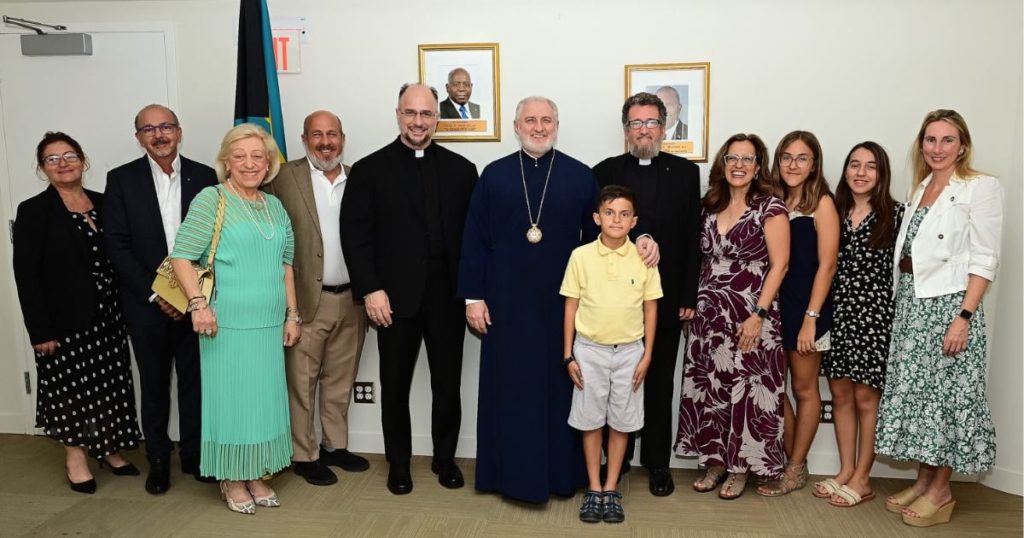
[188,295,205,301]
[285,315,302,325]
[186,301,208,313]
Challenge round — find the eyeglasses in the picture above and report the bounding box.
[723,154,757,166]
[399,109,437,120]
[780,154,813,167]
[625,119,663,130]
[228,152,268,164]
[42,151,82,167]
[136,123,179,136]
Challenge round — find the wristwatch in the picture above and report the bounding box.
[563,354,576,365]
[806,310,820,318]
[958,309,973,321]
[753,306,768,319]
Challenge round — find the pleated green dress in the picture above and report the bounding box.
[172,184,294,480]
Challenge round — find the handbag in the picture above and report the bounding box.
[151,188,227,313]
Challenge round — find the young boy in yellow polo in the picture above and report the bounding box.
[560,185,661,523]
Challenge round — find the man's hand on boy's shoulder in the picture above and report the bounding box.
[636,235,660,267]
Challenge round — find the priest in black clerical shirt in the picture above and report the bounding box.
[339,83,478,496]
[592,92,701,497]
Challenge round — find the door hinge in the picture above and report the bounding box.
[24,372,31,394]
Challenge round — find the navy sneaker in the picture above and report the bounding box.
[579,490,604,523]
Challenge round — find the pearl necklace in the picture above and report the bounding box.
[227,179,276,240]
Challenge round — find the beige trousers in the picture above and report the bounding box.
[286,289,367,462]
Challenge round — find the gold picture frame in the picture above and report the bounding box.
[418,43,501,142]
[625,62,710,162]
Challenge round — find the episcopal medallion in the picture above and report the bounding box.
[526,225,543,244]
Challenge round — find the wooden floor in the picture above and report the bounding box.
[0,434,1019,537]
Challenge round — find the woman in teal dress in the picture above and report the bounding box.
[875,110,1002,527]
[171,124,299,514]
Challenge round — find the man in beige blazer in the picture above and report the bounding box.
[264,110,369,486]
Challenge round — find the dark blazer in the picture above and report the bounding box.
[592,152,701,326]
[12,186,104,344]
[666,121,688,141]
[263,158,352,322]
[103,155,217,326]
[439,98,481,120]
[340,137,478,317]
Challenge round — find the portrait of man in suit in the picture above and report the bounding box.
[655,85,688,140]
[439,67,481,120]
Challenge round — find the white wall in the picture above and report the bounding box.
[0,0,1019,494]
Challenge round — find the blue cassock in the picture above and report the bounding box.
[458,149,598,503]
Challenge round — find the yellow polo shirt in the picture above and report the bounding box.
[560,237,663,345]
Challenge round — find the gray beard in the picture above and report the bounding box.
[629,142,660,160]
[305,149,342,173]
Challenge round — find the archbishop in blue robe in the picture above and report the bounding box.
[458,148,597,503]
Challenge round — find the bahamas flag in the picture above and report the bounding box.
[234,0,287,160]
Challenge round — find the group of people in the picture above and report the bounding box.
[12,83,1001,528]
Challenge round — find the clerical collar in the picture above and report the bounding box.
[638,158,652,166]
[520,148,554,168]
[396,136,432,159]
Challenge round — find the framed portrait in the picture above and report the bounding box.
[418,43,501,142]
[625,62,710,162]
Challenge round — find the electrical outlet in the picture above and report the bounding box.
[354,382,375,404]
[819,400,834,423]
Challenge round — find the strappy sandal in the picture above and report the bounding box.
[693,465,727,493]
[902,497,956,527]
[829,485,875,507]
[220,481,256,515]
[718,472,748,500]
[885,486,921,513]
[813,478,841,499]
[756,462,808,497]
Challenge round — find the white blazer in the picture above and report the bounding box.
[893,173,1003,298]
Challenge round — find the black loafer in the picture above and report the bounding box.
[387,463,413,495]
[145,458,171,495]
[431,460,465,489]
[180,455,218,483]
[320,447,370,472]
[649,467,675,496]
[293,460,338,486]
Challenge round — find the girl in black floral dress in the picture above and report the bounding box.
[815,142,902,508]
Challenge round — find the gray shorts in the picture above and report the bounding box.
[567,335,644,433]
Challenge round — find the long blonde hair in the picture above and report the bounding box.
[910,109,981,191]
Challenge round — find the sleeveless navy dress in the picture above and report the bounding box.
[779,210,833,350]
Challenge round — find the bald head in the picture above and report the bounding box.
[301,110,345,176]
[303,110,342,136]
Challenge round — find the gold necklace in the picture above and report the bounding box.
[519,149,555,244]
[227,180,275,240]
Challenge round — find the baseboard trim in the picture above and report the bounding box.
[981,466,1023,495]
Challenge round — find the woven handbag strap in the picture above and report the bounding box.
[204,188,227,268]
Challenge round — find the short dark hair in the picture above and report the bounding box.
[35,131,86,171]
[596,184,637,213]
[621,92,667,127]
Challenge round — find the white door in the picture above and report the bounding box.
[0,24,178,434]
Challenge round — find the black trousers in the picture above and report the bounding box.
[610,323,683,469]
[377,262,465,465]
[126,316,201,462]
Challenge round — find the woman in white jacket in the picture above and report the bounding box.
[875,109,1003,527]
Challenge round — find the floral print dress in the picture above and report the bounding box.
[675,195,788,480]
[874,207,996,474]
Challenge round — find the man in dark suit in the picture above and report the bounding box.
[340,83,477,495]
[592,92,701,497]
[264,110,370,486]
[656,86,689,140]
[104,104,218,494]
[438,68,481,120]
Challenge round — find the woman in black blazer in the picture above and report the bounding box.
[12,132,141,493]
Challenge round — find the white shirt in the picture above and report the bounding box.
[893,173,1003,298]
[309,159,350,286]
[148,154,182,254]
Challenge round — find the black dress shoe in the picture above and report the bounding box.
[180,455,217,483]
[649,467,675,496]
[101,460,141,476]
[145,458,171,495]
[68,477,97,494]
[387,463,413,495]
[293,460,338,486]
[431,460,465,489]
[320,447,370,472]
